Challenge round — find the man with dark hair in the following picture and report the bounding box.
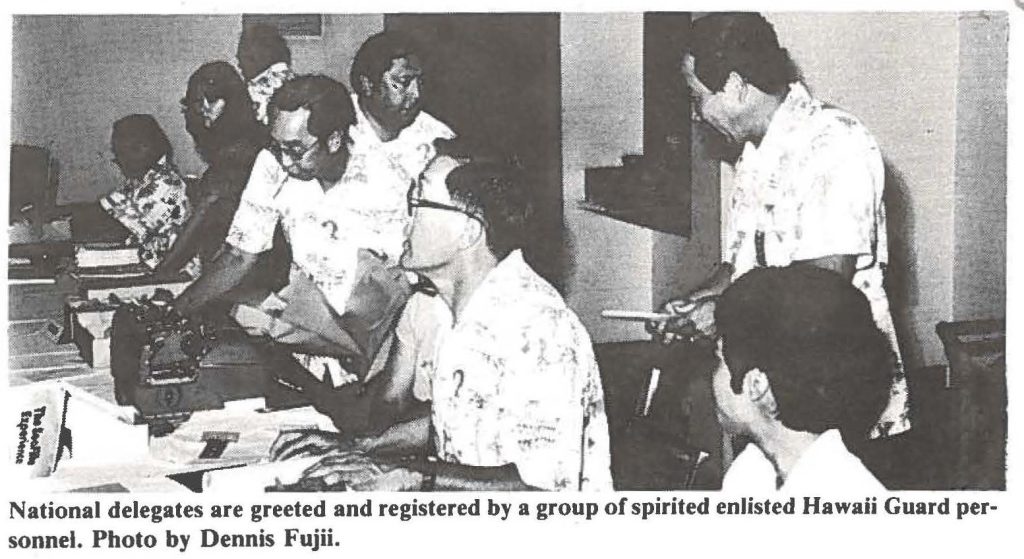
[653,12,909,439]
[176,76,413,385]
[274,155,612,491]
[100,114,197,276]
[348,31,454,180]
[236,23,294,124]
[713,265,892,491]
[176,76,353,311]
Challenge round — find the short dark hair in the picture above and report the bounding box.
[237,23,291,80]
[269,75,356,144]
[715,265,893,440]
[111,114,172,166]
[183,61,265,162]
[688,12,799,95]
[445,159,532,260]
[349,31,419,94]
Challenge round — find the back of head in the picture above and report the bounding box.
[444,157,532,260]
[183,61,264,160]
[688,12,799,95]
[349,31,419,94]
[111,114,172,177]
[269,75,355,143]
[237,23,291,80]
[715,265,893,441]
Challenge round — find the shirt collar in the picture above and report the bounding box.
[782,429,846,488]
[756,82,816,152]
[349,92,453,151]
[455,249,528,328]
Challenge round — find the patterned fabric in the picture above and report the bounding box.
[724,83,909,438]
[722,430,886,493]
[226,148,412,315]
[247,62,294,125]
[349,93,456,180]
[99,156,199,277]
[428,251,613,491]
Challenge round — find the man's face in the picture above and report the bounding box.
[682,54,749,145]
[268,107,341,182]
[400,157,471,271]
[711,340,754,437]
[365,55,424,134]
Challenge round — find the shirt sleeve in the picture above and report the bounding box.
[498,310,593,491]
[790,121,884,265]
[225,149,284,255]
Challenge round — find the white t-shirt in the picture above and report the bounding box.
[722,430,885,493]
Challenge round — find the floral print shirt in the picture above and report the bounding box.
[247,62,294,125]
[428,251,613,491]
[226,147,412,316]
[725,82,909,438]
[99,156,199,277]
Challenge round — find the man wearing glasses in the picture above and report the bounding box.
[175,75,415,388]
[273,155,613,491]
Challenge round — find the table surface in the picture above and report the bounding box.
[7,281,338,493]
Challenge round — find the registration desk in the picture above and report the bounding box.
[10,270,728,493]
[7,278,335,493]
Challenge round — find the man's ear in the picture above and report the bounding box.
[358,75,374,98]
[325,130,344,154]
[742,368,778,417]
[458,217,485,250]
[724,71,748,102]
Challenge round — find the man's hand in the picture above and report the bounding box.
[647,292,718,343]
[270,429,364,462]
[299,452,412,489]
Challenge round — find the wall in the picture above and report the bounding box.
[11,14,383,204]
[953,12,1008,322]
[561,13,652,343]
[561,13,722,342]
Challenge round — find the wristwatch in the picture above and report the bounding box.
[420,456,438,491]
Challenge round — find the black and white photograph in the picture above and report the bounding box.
[2,0,1018,552]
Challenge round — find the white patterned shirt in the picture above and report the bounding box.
[226,148,411,315]
[99,156,199,277]
[247,62,293,125]
[428,251,613,491]
[349,93,455,180]
[725,83,909,437]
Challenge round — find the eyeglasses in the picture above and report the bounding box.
[267,139,319,163]
[406,183,486,226]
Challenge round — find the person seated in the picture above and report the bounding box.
[712,265,893,492]
[99,114,197,277]
[236,23,294,125]
[271,155,613,492]
[155,61,289,293]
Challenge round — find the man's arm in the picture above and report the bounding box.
[423,462,536,491]
[793,255,857,282]
[175,244,259,314]
[651,262,734,340]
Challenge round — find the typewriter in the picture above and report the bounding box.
[110,290,309,427]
